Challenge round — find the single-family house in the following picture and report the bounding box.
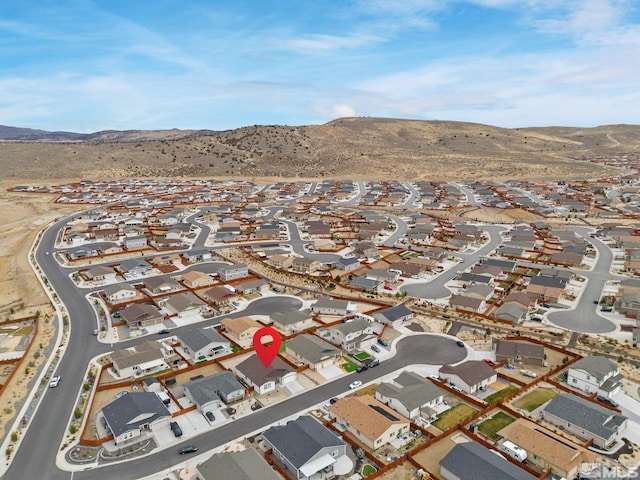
[497,418,599,480]
[103,283,138,304]
[335,256,361,271]
[110,341,168,378]
[85,265,118,282]
[183,370,245,411]
[328,395,410,451]
[492,338,545,366]
[292,257,321,274]
[235,278,268,295]
[196,448,282,480]
[543,393,627,448]
[176,328,231,363]
[349,276,382,293]
[202,285,238,306]
[120,303,164,330]
[181,270,216,289]
[375,371,445,420]
[270,310,314,335]
[143,276,181,295]
[449,294,485,313]
[101,392,171,445]
[310,297,355,316]
[440,441,537,480]
[263,415,348,480]
[372,304,413,328]
[163,292,206,318]
[285,334,342,371]
[220,316,263,348]
[235,354,297,395]
[439,360,497,394]
[218,262,248,281]
[327,317,377,352]
[567,355,624,398]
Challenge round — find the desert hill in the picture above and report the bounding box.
[1,117,638,181]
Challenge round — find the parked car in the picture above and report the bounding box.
[600,306,613,312]
[170,421,183,437]
[93,329,99,335]
[205,411,215,422]
[158,328,170,334]
[251,402,263,411]
[596,395,619,408]
[349,380,362,389]
[356,365,368,373]
[482,359,496,366]
[456,340,465,348]
[49,375,61,388]
[329,397,339,405]
[368,359,380,368]
[377,338,390,347]
[371,344,380,353]
[115,391,128,399]
[179,445,198,455]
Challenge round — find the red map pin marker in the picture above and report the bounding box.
[253,326,282,368]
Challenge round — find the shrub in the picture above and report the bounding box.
[69,425,77,435]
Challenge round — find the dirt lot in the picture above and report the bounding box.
[412,431,474,474]
[375,460,422,480]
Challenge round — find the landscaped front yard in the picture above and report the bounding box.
[478,411,516,440]
[432,403,478,431]
[341,357,359,372]
[354,351,371,361]
[514,388,557,412]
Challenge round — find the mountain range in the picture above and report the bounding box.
[1,118,638,181]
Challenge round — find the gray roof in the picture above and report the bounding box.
[271,310,311,327]
[177,328,228,352]
[494,303,528,323]
[570,355,618,381]
[110,341,165,370]
[218,262,247,272]
[376,371,445,411]
[286,334,341,364]
[102,392,170,438]
[372,304,413,323]
[165,292,205,312]
[312,297,350,311]
[529,275,566,289]
[350,276,382,290]
[197,448,281,480]
[103,283,136,296]
[331,318,371,336]
[263,415,345,469]
[439,360,496,385]
[236,354,296,388]
[544,393,627,440]
[184,370,244,405]
[440,441,537,480]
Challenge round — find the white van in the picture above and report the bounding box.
[501,440,527,462]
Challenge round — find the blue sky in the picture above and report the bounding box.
[1,0,639,132]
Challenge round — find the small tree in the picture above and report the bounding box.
[10,432,18,443]
[74,407,82,419]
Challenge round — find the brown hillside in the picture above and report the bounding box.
[1,117,637,181]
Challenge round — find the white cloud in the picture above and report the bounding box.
[273,33,386,54]
[331,104,357,117]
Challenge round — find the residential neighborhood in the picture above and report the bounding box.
[6,172,640,480]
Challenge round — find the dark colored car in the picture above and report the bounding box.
[205,411,215,422]
[456,340,465,347]
[179,445,198,455]
[377,338,390,347]
[251,402,263,411]
[596,395,619,408]
[368,359,380,368]
[158,329,170,334]
[600,306,613,312]
[356,365,368,373]
[329,397,339,404]
[170,421,183,437]
[371,344,380,353]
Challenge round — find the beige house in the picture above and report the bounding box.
[329,395,410,450]
[220,316,265,348]
[182,270,216,289]
[497,418,599,480]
